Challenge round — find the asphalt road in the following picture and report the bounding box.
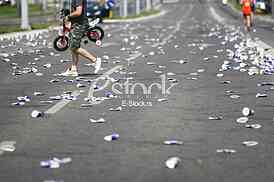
[1,0,274,182]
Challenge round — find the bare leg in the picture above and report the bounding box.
[66,49,80,71]
[243,16,247,32]
[75,48,97,63]
[250,12,254,26]
[246,15,251,32]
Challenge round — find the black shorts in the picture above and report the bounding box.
[243,13,251,17]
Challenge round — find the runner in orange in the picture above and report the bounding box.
[241,0,252,32]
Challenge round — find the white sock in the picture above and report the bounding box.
[71,65,77,71]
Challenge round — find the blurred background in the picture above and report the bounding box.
[0,0,272,33]
[0,0,162,33]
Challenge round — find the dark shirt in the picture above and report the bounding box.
[71,0,87,24]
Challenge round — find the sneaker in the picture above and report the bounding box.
[59,69,78,77]
[94,57,101,74]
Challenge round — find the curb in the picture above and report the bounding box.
[224,1,274,24]
[104,9,167,23]
[0,8,166,39]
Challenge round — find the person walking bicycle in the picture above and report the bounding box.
[61,0,101,77]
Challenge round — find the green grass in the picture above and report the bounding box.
[0,4,54,18]
[0,21,57,34]
[0,8,161,34]
[227,0,242,11]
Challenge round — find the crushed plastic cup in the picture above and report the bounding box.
[76,83,86,88]
[165,157,181,169]
[40,160,60,169]
[154,70,163,74]
[242,107,254,116]
[53,157,72,164]
[34,92,44,96]
[230,95,240,99]
[208,116,223,120]
[189,72,199,76]
[43,63,52,68]
[245,124,261,129]
[157,98,168,102]
[242,141,258,147]
[149,51,155,56]
[216,73,224,77]
[17,96,31,102]
[40,157,71,168]
[0,141,16,152]
[147,62,156,65]
[49,79,60,83]
[36,72,44,76]
[31,110,43,118]
[167,72,176,76]
[11,102,25,106]
[197,69,205,73]
[216,149,236,153]
[105,92,115,98]
[90,118,105,123]
[220,80,231,84]
[109,106,122,111]
[164,140,183,145]
[256,93,267,98]
[236,117,249,124]
[104,133,119,141]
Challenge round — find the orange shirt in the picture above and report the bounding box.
[242,0,252,15]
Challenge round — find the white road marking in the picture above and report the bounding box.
[126,52,142,61]
[45,90,80,114]
[152,4,193,48]
[209,6,225,24]
[256,40,273,50]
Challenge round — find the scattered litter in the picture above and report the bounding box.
[242,107,254,116]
